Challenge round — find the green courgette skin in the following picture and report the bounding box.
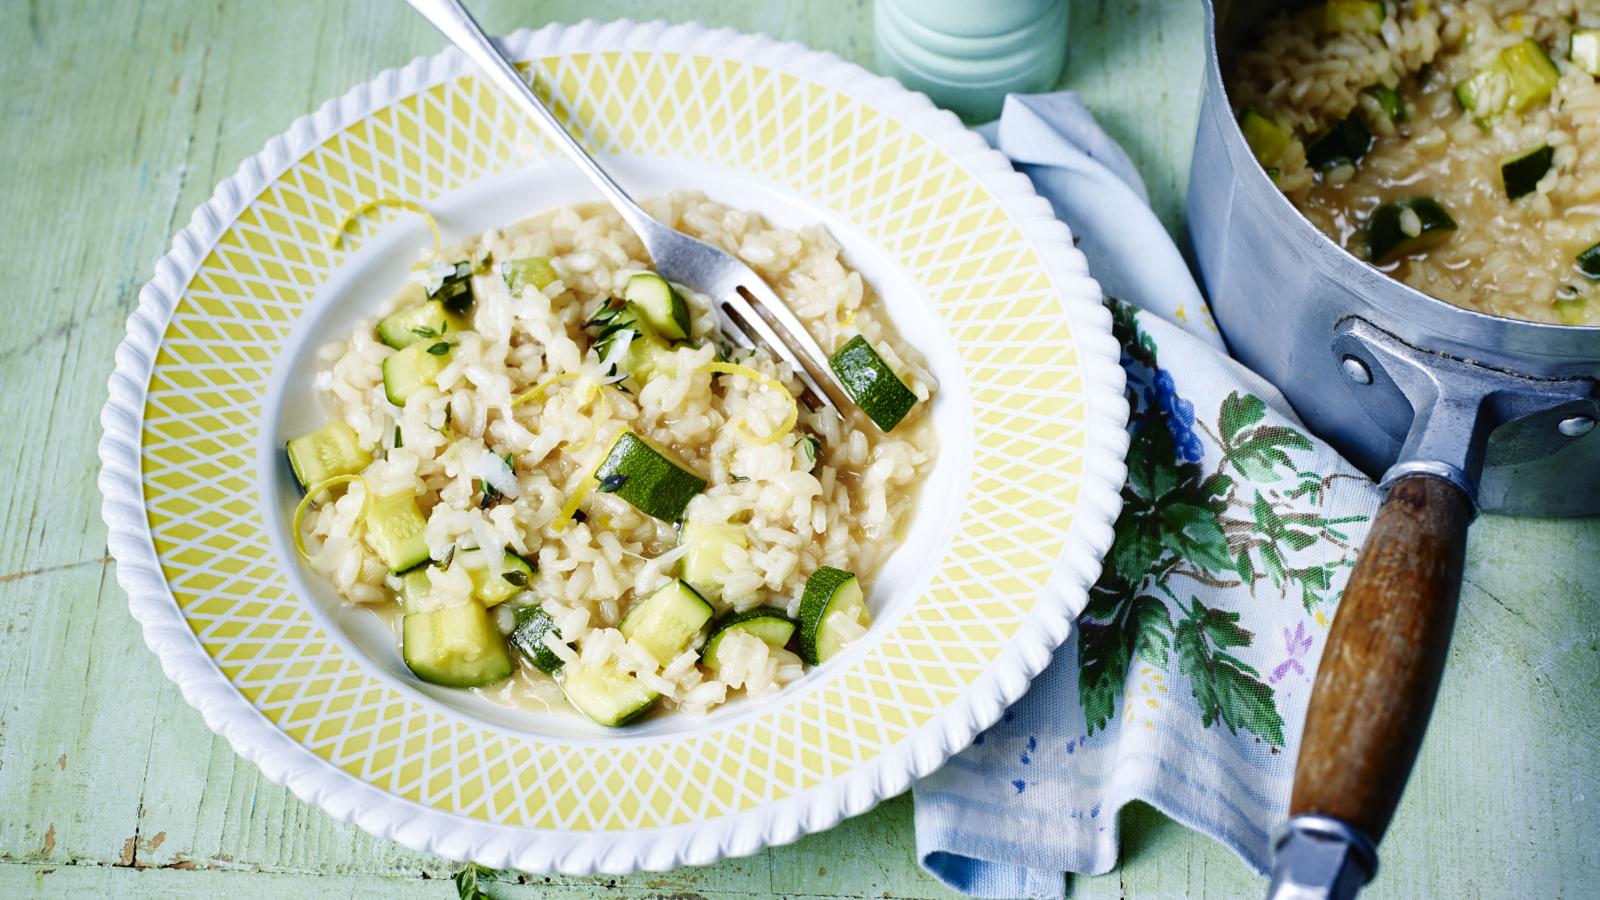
[796,566,865,665]
[1305,113,1372,169]
[1366,197,1457,265]
[509,605,568,674]
[594,432,707,523]
[1577,241,1600,280]
[1501,145,1553,200]
[701,606,798,670]
[828,335,918,432]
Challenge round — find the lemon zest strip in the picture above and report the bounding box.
[291,474,367,559]
[552,475,599,535]
[700,361,798,444]
[511,371,581,407]
[327,197,442,255]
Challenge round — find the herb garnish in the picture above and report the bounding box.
[799,434,820,464]
[597,473,628,493]
[453,862,492,900]
[411,325,438,339]
[426,341,451,356]
[393,425,404,449]
[501,569,529,588]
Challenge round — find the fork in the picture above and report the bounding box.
[405,0,852,418]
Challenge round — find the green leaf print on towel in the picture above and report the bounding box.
[1079,302,1367,747]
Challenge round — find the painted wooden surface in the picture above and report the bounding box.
[0,1,1594,897]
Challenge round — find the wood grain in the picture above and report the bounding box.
[1292,476,1472,842]
[0,1,1595,898]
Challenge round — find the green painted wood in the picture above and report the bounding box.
[0,1,1594,897]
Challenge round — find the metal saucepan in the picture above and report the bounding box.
[1188,1,1600,897]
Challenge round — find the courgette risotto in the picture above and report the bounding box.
[1227,0,1600,325]
[289,193,936,726]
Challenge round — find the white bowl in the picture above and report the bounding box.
[99,19,1128,875]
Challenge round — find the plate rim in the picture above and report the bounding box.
[98,18,1130,875]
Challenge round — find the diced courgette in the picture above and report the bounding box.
[382,339,452,406]
[1305,112,1373,169]
[797,566,870,665]
[377,300,468,349]
[1321,0,1385,34]
[502,256,559,295]
[286,421,371,491]
[590,301,675,382]
[402,601,512,688]
[1455,39,1560,123]
[1239,110,1290,169]
[1366,197,1457,264]
[398,568,436,614]
[1574,29,1600,77]
[1554,296,1589,326]
[1501,144,1554,200]
[509,605,568,674]
[828,335,919,432]
[701,607,797,672]
[427,261,475,312]
[458,548,535,606]
[680,519,747,599]
[1578,241,1600,280]
[1363,83,1406,124]
[593,431,707,523]
[625,273,691,340]
[364,491,431,572]
[561,660,660,726]
[619,579,715,664]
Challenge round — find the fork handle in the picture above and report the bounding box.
[405,0,655,236]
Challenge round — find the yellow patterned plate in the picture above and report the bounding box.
[99,20,1127,874]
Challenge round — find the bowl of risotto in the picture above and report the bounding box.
[100,20,1127,875]
[286,191,940,728]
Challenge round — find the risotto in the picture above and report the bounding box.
[1226,0,1600,325]
[286,193,937,726]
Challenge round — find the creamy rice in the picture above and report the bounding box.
[297,192,936,718]
[1227,0,1600,324]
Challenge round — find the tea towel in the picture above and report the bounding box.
[912,92,1382,899]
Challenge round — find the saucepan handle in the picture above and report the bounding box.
[1267,474,1473,899]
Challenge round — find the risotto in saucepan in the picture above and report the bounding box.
[1227,0,1600,325]
[286,193,936,726]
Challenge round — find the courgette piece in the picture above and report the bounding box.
[593,431,707,523]
[618,579,715,664]
[364,491,431,572]
[401,601,512,687]
[286,421,371,491]
[561,660,661,727]
[828,335,919,432]
[502,256,559,295]
[428,261,474,313]
[1305,113,1373,169]
[680,520,747,599]
[1456,39,1560,123]
[1321,0,1384,34]
[1574,29,1600,77]
[797,566,870,665]
[1578,241,1600,280]
[1554,296,1589,326]
[1501,145,1554,200]
[625,273,691,340]
[1366,197,1457,264]
[376,300,468,349]
[382,339,452,406]
[1239,110,1290,169]
[509,605,568,674]
[590,302,674,381]
[1363,84,1406,124]
[458,548,535,607]
[701,607,797,672]
[398,567,436,614]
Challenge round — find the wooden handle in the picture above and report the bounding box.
[1290,474,1472,841]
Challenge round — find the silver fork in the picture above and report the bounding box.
[406,0,852,418]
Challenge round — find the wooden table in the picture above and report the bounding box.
[2,1,1595,897]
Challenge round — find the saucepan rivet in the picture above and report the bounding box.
[1557,416,1596,438]
[1340,355,1373,386]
